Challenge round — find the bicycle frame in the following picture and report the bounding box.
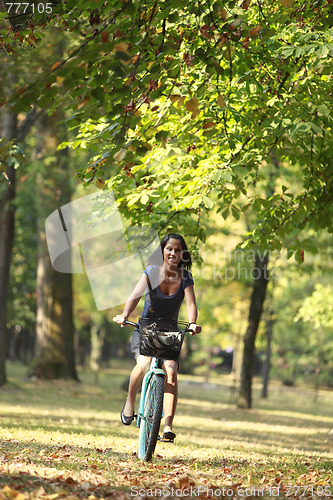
[136,357,165,429]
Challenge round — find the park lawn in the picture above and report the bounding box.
[0,361,332,500]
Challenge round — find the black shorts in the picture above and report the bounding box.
[131,329,179,369]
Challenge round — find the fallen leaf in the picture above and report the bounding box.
[203,121,215,129]
[50,61,62,71]
[241,0,252,10]
[101,31,108,43]
[218,95,225,108]
[77,97,90,109]
[219,35,227,47]
[249,25,262,37]
[218,7,227,21]
[113,43,129,54]
[185,97,199,112]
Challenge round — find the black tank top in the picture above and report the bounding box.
[142,265,194,320]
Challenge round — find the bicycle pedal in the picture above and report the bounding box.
[158,434,175,443]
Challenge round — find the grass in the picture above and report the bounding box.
[0,360,332,499]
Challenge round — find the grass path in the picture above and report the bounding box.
[0,361,332,499]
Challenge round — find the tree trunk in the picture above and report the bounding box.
[238,252,269,409]
[261,307,274,399]
[0,107,17,386]
[29,112,78,381]
[90,320,106,385]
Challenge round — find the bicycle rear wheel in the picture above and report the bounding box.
[138,373,164,461]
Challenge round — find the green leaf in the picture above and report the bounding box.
[258,198,271,209]
[128,193,142,207]
[317,104,330,116]
[309,121,323,136]
[317,44,329,57]
[140,193,149,204]
[253,199,261,212]
[231,206,240,220]
[295,248,303,264]
[221,208,229,220]
[91,87,105,104]
[281,47,295,58]
[203,196,214,209]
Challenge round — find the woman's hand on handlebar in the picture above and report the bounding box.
[188,323,201,335]
[113,314,128,326]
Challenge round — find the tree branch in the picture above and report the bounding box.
[17,105,44,142]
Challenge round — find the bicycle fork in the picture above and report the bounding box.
[137,357,165,428]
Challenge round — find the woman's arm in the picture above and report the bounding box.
[114,273,149,325]
[184,285,202,335]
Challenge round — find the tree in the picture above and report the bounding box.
[0,15,80,382]
[7,153,39,365]
[238,251,269,407]
[28,110,79,380]
[1,0,331,248]
[261,305,275,399]
[1,0,332,392]
[0,98,17,386]
[0,81,38,385]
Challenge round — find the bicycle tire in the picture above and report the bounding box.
[138,373,164,461]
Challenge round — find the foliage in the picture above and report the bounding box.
[1,0,332,251]
[295,283,333,329]
[294,283,333,387]
[269,248,333,387]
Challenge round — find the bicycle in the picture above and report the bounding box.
[114,318,193,461]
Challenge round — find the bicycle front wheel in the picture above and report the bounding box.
[138,373,164,461]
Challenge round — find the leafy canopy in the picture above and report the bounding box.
[1,0,332,251]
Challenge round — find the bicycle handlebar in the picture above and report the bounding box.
[112,317,195,333]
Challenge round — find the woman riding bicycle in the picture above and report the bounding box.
[114,233,201,441]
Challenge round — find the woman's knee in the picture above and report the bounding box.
[164,361,178,383]
[135,355,151,373]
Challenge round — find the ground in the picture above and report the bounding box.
[0,360,332,499]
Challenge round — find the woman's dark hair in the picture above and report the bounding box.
[159,233,192,270]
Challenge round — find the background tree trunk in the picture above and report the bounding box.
[238,252,269,409]
[0,107,17,386]
[29,112,78,381]
[262,307,274,399]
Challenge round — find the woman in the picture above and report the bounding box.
[114,233,201,441]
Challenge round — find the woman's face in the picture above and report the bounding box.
[163,238,183,266]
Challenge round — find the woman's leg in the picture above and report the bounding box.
[123,355,151,417]
[161,359,178,433]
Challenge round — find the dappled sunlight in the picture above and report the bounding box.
[178,411,330,437]
[178,406,331,436]
[1,365,332,498]
[253,408,333,425]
